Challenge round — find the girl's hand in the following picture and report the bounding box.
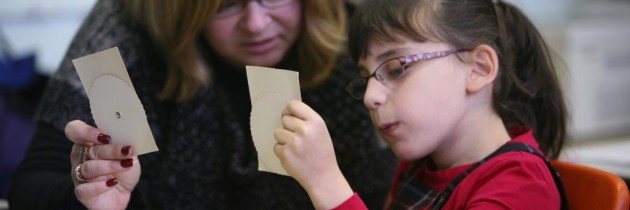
[66,120,140,210]
[274,100,353,209]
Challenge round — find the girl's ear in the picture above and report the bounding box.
[466,45,499,94]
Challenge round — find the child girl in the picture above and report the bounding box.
[274,0,568,209]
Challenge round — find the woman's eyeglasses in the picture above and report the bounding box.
[346,49,464,100]
[215,0,296,19]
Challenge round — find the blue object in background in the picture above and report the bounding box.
[0,54,36,90]
[0,52,38,199]
[0,102,35,199]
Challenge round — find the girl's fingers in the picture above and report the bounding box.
[273,142,288,160]
[77,159,135,181]
[74,178,119,202]
[281,114,304,132]
[274,143,292,173]
[281,101,322,134]
[282,100,316,120]
[274,128,295,145]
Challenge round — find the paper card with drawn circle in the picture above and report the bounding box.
[72,47,158,155]
[246,66,301,176]
[88,75,157,155]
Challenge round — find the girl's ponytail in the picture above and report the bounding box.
[493,1,567,159]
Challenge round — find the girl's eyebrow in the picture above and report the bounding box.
[375,48,405,62]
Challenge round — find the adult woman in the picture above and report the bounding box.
[8,0,396,209]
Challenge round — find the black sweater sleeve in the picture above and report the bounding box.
[8,122,147,210]
[9,122,86,209]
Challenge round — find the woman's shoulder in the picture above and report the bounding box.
[53,0,162,86]
[37,0,163,131]
[60,0,154,73]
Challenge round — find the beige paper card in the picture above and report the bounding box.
[246,66,301,176]
[72,47,158,155]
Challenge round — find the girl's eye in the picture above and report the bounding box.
[385,66,404,80]
[380,59,404,80]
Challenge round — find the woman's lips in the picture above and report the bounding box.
[242,37,277,54]
[378,122,399,136]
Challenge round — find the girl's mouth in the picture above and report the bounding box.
[379,122,399,136]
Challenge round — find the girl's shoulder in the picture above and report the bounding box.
[478,150,554,181]
[451,151,561,209]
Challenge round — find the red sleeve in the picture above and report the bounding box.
[331,193,368,210]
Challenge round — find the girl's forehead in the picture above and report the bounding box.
[366,37,445,58]
[357,38,413,72]
[366,33,413,55]
[365,29,439,55]
[358,38,451,70]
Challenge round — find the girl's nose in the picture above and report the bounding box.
[363,79,386,110]
[239,2,272,34]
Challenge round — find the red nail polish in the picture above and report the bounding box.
[121,146,131,155]
[106,178,118,187]
[97,134,111,144]
[121,159,133,168]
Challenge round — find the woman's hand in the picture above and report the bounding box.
[66,120,140,210]
[273,100,354,209]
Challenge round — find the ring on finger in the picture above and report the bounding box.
[78,145,91,164]
[75,164,89,182]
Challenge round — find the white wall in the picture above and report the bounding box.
[0,0,97,75]
[509,0,630,141]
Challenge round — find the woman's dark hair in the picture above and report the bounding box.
[349,0,567,159]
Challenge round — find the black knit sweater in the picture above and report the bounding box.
[9,0,396,209]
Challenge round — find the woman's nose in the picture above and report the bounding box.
[240,2,272,34]
[363,79,386,110]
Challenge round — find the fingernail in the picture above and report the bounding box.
[106,178,118,187]
[121,146,131,156]
[121,158,133,168]
[97,134,111,144]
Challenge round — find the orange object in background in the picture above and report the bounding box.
[551,160,630,210]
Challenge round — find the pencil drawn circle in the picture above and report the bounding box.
[88,75,147,148]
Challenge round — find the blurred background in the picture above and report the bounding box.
[0,1,98,208]
[0,0,629,208]
[507,0,630,187]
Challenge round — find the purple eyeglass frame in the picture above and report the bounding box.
[346,49,465,99]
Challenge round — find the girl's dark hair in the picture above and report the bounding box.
[349,0,567,159]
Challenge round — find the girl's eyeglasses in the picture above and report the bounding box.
[346,49,465,100]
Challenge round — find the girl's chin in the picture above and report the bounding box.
[392,144,428,162]
[395,153,418,162]
[392,146,416,161]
